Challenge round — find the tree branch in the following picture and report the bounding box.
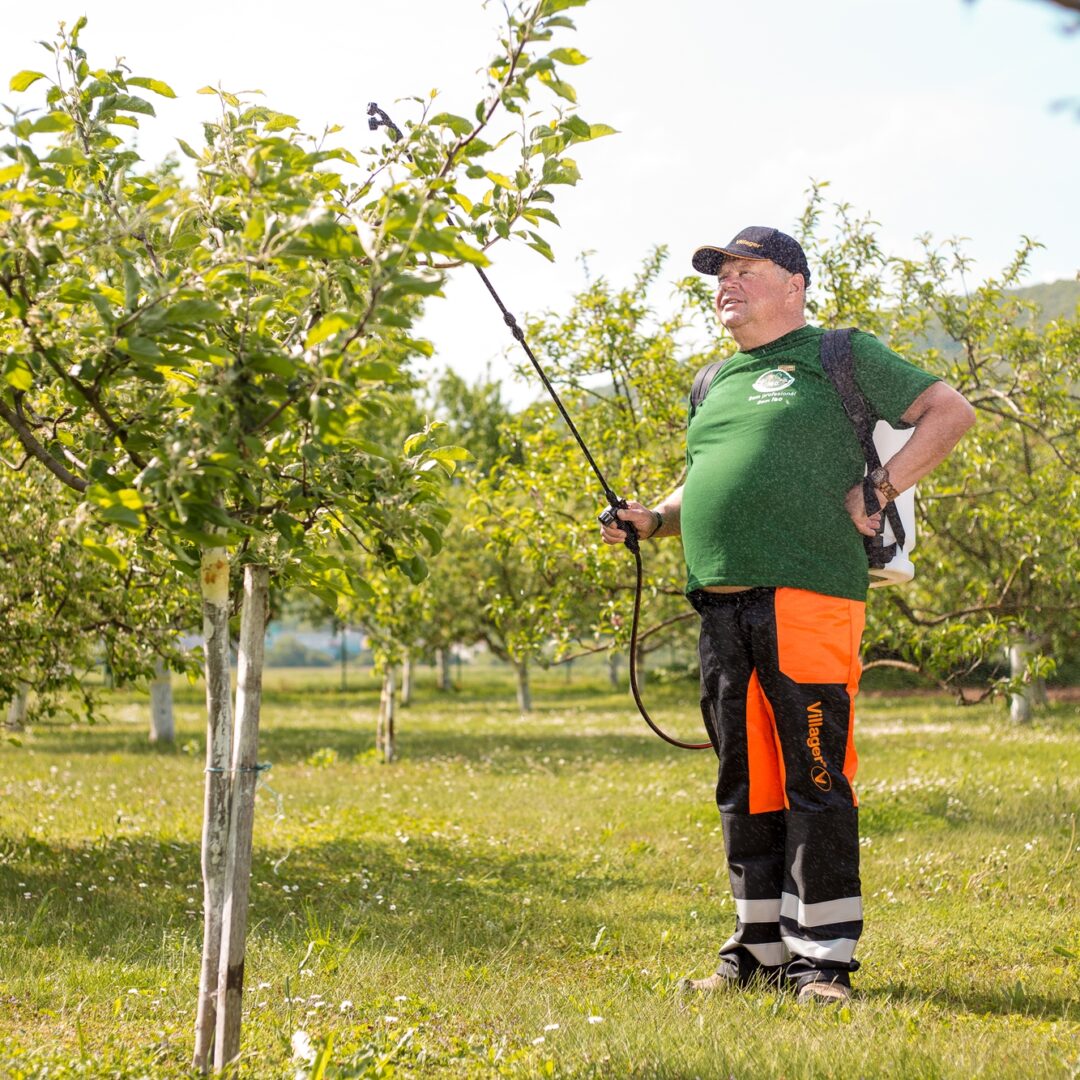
[0,398,88,492]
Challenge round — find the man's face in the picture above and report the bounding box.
[714,257,797,332]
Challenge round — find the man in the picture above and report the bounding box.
[600,226,975,1004]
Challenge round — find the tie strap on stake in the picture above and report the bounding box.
[368,102,709,751]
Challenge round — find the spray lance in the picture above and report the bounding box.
[368,102,710,751]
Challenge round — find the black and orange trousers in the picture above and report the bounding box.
[691,586,865,987]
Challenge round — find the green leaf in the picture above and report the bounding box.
[176,139,199,159]
[30,112,76,133]
[562,115,591,139]
[449,238,490,267]
[486,171,515,190]
[538,73,577,103]
[541,0,588,13]
[263,111,299,132]
[430,112,473,137]
[82,536,128,571]
[307,312,355,347]
[524,206,560,226]
[126,76,176,98]
[418,523,443,556]
[98,93,156,117]
[526,232,555,262]
[589,123,618,139]
[120,336,164,361]
[549,47,589,65]
[430,446,471,474]
[164,299,224,325]
[45,146,89,165]
[3,355,33,392]
[401,553,429,584]
[403,432,427,455]
[57,280,92,303]
[0,163,23,184]
[123,261,141,311]
[10,70,47,92]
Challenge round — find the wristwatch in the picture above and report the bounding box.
[869,466,900,503]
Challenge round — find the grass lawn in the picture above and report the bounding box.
[0,666,1077,1077]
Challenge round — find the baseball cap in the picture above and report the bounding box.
[692,226,811,285]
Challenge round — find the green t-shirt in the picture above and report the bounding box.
[682,325,939,601]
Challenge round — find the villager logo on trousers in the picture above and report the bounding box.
[806,700,833,791]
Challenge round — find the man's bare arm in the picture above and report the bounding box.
[599,485,684,545]
[845,381,976,536]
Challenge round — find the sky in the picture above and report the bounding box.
[3,0,1078,403]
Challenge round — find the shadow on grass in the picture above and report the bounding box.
[864,980,1080,1022]
[0,829,640,966]
[18,723,706,769]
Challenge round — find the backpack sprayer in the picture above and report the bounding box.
[368,102,710,750]
[368,103,918,747]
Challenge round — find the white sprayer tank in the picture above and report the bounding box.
[869,422,916,588]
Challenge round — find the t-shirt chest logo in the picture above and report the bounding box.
[752,369,795,394]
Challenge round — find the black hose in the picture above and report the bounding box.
[368,101,710,751]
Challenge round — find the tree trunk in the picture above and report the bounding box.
[400,651,413,707]
[4,682,30,731]
[214,564,269,1070]
[149,658,175,744]
[339,625,348,692]
[376,664,397,764]
[436,647,452,692]
[193,548,233,1072]
[1008,640,1032,724]
[514,659,531,714]
[607,651,621,691]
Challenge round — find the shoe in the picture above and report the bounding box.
[796,980,850,1005]
[678,971,737,994]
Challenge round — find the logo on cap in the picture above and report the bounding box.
[736,239,763,248]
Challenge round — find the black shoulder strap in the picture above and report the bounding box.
[689,360,725,414]
[819,328,906,562]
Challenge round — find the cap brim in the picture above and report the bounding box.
[691,245,769,275]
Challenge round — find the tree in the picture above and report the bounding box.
[0,458,194,733]
[793,187,1079,711]
[1,1,608,1066]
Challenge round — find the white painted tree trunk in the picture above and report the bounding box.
[4,682,30,731]
[214,564,269,1070]
[436,647,452,691]
[514,659,531,714]
[192,548,233,1072]
[1008,640,1032,725]
[376,664,396,764]
[400,651,413,707]
[149,659,175,744]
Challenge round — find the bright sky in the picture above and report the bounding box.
[3,0,1078,402]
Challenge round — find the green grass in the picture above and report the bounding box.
[1,667,1078,1078]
